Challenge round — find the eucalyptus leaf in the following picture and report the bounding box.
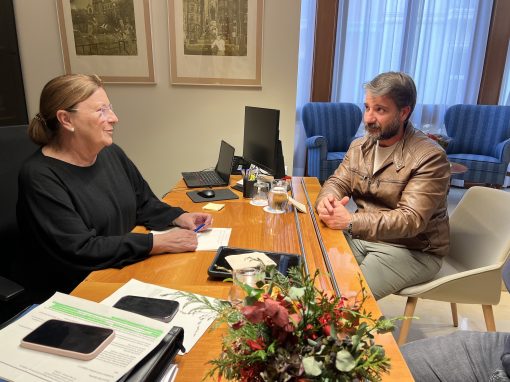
[351,335,360,349]
[289,286,305,300]
[303,356,323,376]
[316,344,326,355]
[335,350,356,372]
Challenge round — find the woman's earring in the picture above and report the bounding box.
[70,127,75,132]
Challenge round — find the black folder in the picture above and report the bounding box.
[119,326,185,382]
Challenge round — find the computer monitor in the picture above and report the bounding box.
[242,106,285,179]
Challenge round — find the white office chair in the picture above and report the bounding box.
[396,186,510,345]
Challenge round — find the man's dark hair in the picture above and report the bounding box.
[364,72,417,121]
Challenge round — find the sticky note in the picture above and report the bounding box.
[203,203,225,211]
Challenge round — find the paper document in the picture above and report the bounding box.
[151,227,231,251]
[101,279,218,354]
[196,228,231,250]
[225,252,277,270]
[0,292,170,382]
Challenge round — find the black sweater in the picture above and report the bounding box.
[15,144,184,297]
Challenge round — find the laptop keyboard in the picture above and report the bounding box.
[190,171,224,185]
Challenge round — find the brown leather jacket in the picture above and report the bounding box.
[316,123,450,257]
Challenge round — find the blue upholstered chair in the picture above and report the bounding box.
[302,102,363,183]
[444,104,510,186]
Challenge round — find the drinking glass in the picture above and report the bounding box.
[228,266,265,307]
[250,181,269,206]
[267,179,289,213]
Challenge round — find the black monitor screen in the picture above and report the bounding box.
[243,106,283,177]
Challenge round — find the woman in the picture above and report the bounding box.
[15,74,211,301]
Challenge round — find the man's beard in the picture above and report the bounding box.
[365,115,401,142]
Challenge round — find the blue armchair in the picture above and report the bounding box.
[302,102,362,183]
[444,104,510,186]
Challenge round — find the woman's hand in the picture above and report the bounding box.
[150,212,213,255]
[150,228,198,254]
[173,212,213,232]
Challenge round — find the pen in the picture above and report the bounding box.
[194,223,205,232]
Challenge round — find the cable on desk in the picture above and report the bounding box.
[299,178,341,296]
[289,180,309,276]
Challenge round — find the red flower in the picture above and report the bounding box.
[241,301,266,323]
[241,298,298,331]
[264,298,290,327]
[232,320,244,330]
[318,312,331,325]
[239,363,263,382]
[246,337,265,351]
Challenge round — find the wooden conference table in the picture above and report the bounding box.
[71,176,414,381]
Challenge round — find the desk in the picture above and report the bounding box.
[71,177,413,381]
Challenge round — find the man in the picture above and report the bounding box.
[315,71,450,300]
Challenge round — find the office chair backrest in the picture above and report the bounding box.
[449,186,510,271]
[0,125,37,277]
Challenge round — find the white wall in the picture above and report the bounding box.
[14,0,301,196]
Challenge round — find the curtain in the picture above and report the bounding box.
[292,0,317,176]
[500,41,510,105]
[331,0,493,131]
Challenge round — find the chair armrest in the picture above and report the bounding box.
[305,135,326,149]
[492,138,510,162]
[0,276,24,302]
[305,136,328,179]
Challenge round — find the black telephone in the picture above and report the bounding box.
[231,156,249,175]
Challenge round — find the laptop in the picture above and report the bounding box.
[181,140,235,188]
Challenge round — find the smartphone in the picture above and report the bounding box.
[113,295,179,323]
[20,319,115,361]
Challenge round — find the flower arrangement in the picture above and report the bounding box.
[426,133,451,150]
[176,266,402,381]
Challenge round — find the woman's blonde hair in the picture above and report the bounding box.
[28,74,103,145]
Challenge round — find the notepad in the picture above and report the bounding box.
[202,203,225,211]
[196,228,231,251]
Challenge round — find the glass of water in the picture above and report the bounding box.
[228,266,265,307]
[267,179,289,213]
[250,181,270,206]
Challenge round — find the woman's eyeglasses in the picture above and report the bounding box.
[68,104,114,120]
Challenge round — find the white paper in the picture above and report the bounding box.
[0,292,170,382]
[225,252,277,270]
[100,279,218,354]
[151,227,231,251]
[196,228,231,251]
[151,227,178,235]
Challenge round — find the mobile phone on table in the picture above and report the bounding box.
[20,319,115,361]
[113,295,179,323]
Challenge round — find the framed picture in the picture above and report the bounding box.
[168,0,263,87]
[57,0,155,84]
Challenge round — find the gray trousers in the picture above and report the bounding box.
[345,236,442,300]
[401,331,510,382]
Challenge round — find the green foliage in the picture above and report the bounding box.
[182,265,403,382]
